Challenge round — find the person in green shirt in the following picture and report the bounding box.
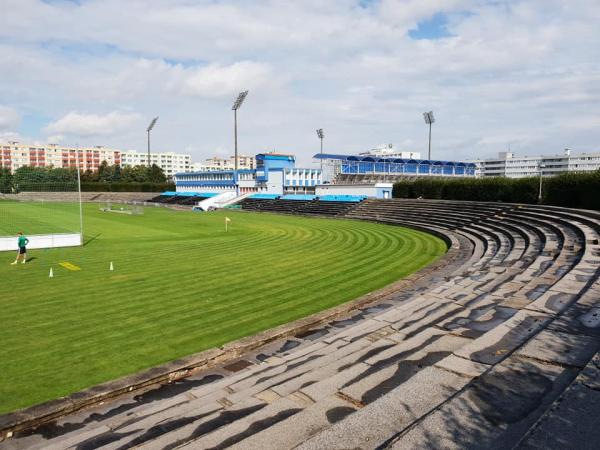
[11,232,29,265]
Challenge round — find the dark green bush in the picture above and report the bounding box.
[6,165,171,193]
[543,172,600,210]
[80,182,175,192]
[393,171,600,210]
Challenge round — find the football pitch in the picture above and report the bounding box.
[0,202,447,414]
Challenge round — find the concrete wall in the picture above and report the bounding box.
[0,192,157,202]
[265,170,284,194]
[316,183,393,198]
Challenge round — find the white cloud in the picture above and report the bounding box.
[0,0,599,162]
[180,61,272,97]
[378,0,474,30]
[44,111,141,137]
[0,131,23,144]
[46,134,65,144]
[0,106,20,131]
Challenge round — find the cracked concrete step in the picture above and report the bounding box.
[124,396,267,450]
[453,309,552,365]
[223,394,358,450]
[152,396,304,450]
[2,376,229,450]
[338,333,471,407]
[295,366,472,450]
[387,355,582,450]
[515,329,599,368]
[144,326,492,448]
[267,340,393,399]
[515,354,600,450]
[146,331,473,448]
[224,339,374,404]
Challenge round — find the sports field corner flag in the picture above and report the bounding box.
[225,216,231,232]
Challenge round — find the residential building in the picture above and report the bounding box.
[359,144,421,160]
[192,154,256,172]
[472,149,600,178]
[0,142,193,179]
[120,150,191,178]
[0,142,120,172]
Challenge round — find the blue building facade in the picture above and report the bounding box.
[175,153,322,195]
[314,153,477,178]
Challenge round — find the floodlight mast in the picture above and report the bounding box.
[423,111,435,160]
[538,162,546,203]
[316,129,324,171]
[232,91,248,195]
[146,116,159,168]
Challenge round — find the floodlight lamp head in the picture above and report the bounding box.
[147,116,159,132]
[423,111,435,124]
[232,90,249,110]
[316,128,324,139]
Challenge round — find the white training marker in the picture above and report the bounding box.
[110,262,114,271]
[49,267,54,278]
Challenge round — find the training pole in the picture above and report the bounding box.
[76,150,84,246]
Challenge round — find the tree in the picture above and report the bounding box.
[148,164,167,183]
[111,164,123,182]
[80,169,98,182]
[122,165,148,182]
[0,167,13,193]
[4,164,170,192]
[97,161,112,182]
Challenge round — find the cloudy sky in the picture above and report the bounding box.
[0,0,599,165]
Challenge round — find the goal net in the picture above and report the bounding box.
[0,167,83,251]
[100,201,143,215]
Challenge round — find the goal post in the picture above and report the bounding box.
[0,166,83,251]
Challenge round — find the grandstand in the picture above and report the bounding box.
[240,193,367,216]
[149,191,218,205]
[3,198,598,449]
[315,153,477,185]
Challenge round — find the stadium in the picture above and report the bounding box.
[3,0,600,447]
[0,168,599,450]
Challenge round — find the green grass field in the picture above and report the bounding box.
[0,201,446,414]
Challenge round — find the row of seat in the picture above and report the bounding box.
[149,194,211,205]
[240,198,361,216]
[5,199,599,450]
[333,173,416,184]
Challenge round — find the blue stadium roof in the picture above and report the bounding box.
[256,153,295,161]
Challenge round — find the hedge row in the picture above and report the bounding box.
[80,182,175,192]
[392,171,600,210]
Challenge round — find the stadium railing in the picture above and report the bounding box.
[318,195,367,202]
[280,194,317,201]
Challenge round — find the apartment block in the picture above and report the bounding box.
[0,142,120,172]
